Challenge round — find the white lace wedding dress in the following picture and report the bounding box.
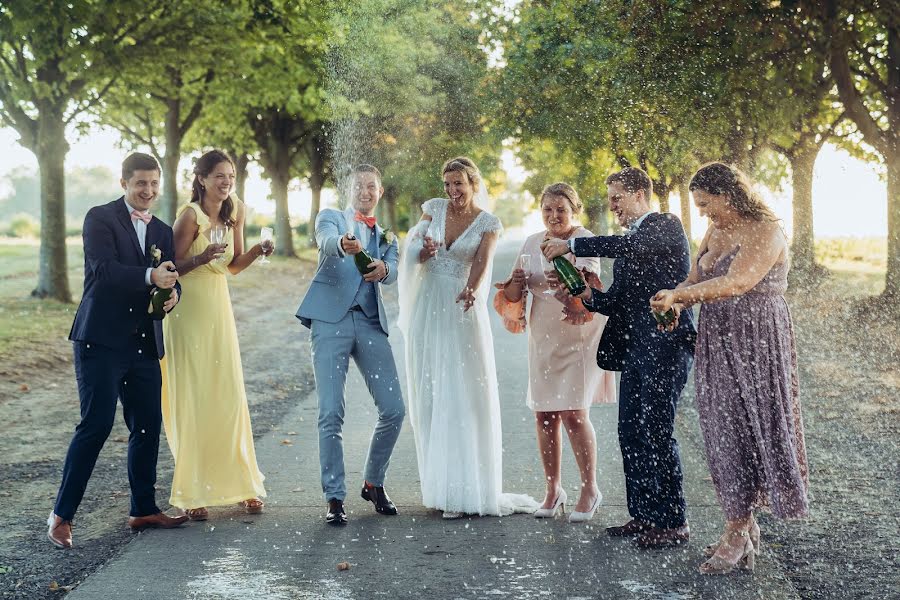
[399,198,538,516]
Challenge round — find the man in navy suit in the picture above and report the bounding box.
[543,167,696,548]
[47,153,187,549]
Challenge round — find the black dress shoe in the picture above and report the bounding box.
[361,484,398,516]
[325,499,348,526]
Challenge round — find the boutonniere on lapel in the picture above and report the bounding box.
[381,229,396,245]
[149,244,162,267]
[147,244,172,320]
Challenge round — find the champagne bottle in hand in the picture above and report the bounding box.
[147,245,173,320]
[348,235,376,275]
[652,308,677,326]
[553,256,587,297]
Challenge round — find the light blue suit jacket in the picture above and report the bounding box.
[296,208,399,335]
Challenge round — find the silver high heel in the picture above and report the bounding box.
[533,488,567,518]
[568,491,602,523]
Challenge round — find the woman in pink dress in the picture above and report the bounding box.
[494,183,617,522]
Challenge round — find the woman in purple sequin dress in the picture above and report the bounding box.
[651,163,808,575]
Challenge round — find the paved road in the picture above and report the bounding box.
[67,238,799,600]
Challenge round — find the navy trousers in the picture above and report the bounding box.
[54,340,162,520]
[618,342,693,529]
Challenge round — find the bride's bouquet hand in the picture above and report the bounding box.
[456,286,476,312]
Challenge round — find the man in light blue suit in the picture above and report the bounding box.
[296,164,405,525]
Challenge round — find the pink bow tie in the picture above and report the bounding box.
[131,210,151,224]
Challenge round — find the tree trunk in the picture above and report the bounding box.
[678,179,692,243]
[657,185,670,213]
[789,147,819,282]
[161,100,182,224]
[307,138,326,247]
[270,172,296,257]
[32,114,72,302]
[586,196,608,235]
[161,151,179,224]
[384,187,398,232]
[886,150,900,299]
[233,152,249,202]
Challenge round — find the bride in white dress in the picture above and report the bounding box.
[398,157,537,518]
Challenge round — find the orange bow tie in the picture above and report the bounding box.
[130,209,151,224]
[354,212,376,229]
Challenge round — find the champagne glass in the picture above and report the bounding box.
[427,221,443,249]
[518,254,533,291]
[259,227,274,264]
[541,252,558,295]
[210,225,227,263]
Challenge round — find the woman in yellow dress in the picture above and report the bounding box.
[162,149,274,520]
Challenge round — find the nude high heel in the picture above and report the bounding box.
[568,492,602,523]
[533,488,567,518]
[704,518,761,557]
[699,530,756,575]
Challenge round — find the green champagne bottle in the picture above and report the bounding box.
[553,256,586,296]
[348,235,376,275]
[652,308,677,326]
[148,287,173,320]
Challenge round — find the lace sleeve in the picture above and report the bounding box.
[421,198,444,217]
[476,212,503,237]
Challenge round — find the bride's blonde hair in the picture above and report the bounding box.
[441,156,482,190]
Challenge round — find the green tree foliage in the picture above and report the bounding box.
[99,2,251,223]
[821,0,899,301]
[324,0,500,233]
[0,0,193,300]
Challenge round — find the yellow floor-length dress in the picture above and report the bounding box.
[161,201,266,509]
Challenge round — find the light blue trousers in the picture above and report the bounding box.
[310,310,405,501]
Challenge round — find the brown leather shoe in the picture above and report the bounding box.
[47,512,73,549]
[128,511,189,531]
[606,519,652,537]
[635,524,691,548]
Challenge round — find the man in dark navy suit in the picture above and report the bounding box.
[47,153,187,548]
[543,167,696,549]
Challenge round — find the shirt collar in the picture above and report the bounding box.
[629,211,654,232]
[123,198,149,217]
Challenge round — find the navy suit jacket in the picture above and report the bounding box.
[68,197,179,359]
[574,212,696,372]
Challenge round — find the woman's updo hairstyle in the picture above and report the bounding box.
[441,156,482,190]
[540,182,583,215]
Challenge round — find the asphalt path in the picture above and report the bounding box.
[66,237,799,600]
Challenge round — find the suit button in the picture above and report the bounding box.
[138,349,142,354]
[142,333,146,338]
[129,308,133,312]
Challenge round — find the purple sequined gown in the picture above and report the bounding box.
[694,247,809,520]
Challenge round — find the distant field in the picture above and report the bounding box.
[0,237,316,360]
[0,235,889,360]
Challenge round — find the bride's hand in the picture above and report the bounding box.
[419,236,439,262]
[456,286,475,312]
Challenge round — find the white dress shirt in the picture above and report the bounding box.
[123,199,153,286]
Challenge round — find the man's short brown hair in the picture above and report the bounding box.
[122,152,160,180]
[353,164,382,184]
[606,167,652,198]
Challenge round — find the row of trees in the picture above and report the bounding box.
[0,1,897,303]
[494,0,897,296]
